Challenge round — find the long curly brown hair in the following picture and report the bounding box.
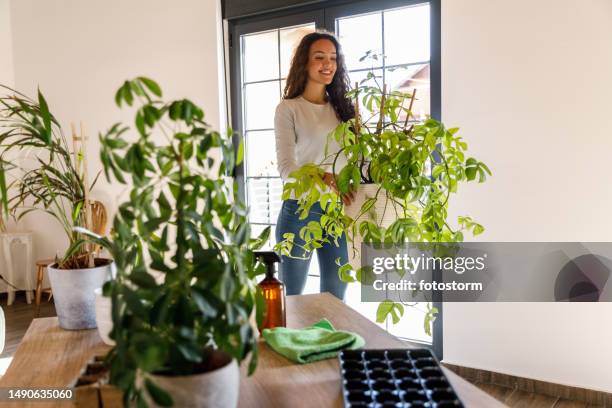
[283,31,355,122]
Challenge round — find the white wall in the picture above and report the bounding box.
[0,0,14,87]
[6,0,226,265]
[442,0,612,392]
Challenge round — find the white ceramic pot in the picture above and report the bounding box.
[47,259,113,330]
[145,350,240,408]
[344,184,400,270]
[94,287,114,345]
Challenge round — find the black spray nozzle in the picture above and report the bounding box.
[254,251,281,277]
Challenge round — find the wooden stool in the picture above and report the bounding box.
[35,259,55,306]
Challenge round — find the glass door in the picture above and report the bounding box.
[230,11,323,250]
[229,0,441,354]
[326,1,434,345]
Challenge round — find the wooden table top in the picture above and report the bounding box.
[0,293,503,407]
[240,293,504,408]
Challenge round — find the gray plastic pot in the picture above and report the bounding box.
[47,259,113,330]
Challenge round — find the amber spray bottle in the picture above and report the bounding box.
[254,251,286,331]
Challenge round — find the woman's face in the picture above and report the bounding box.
[307,39,337,86]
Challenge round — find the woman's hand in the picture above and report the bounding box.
[322,172,356,206]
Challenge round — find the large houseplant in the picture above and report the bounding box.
[85,77,268,407]
[277,63,491,336]
[0,85,112,330]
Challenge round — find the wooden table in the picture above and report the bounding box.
[0,318,111,407]
[240,293,504,408]
[0,293,503,407]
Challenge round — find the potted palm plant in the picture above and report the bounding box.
[81,77,268,407]
[0,85,112,330]
[277,60,491,335]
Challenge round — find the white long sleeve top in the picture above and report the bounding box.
[274,96,347,184]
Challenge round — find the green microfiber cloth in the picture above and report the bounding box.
[262,318,365,364]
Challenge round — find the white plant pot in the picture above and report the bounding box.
[94,288,114,345]
[145,350,240,408]
[47,260,113,330]
[344,184,400,270]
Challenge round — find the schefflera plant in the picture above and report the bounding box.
[92,77,268,406]
[279,68,491,336]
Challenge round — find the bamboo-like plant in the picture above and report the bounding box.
[0,85,99,269]
[277,56,491,335]
[82,77,268,406]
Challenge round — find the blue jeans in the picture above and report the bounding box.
[275,199,348,300]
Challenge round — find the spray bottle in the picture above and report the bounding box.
[254,251,286,331]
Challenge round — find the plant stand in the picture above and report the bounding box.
[0,231,34,305]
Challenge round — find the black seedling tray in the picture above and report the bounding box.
[339,348,463,407]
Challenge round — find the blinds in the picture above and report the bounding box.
[222,0,327,20]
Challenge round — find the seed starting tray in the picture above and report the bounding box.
[339,348,463,407]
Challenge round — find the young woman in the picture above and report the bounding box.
[274,31,355,300]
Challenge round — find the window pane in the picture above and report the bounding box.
[244,81,280,130]
[385,64,430,121]
[387,303,432,343]
[247,177,283,224]
[243,30,279,83]
[280,24,316,78]
[337,12,382,70]
[246,130,277,177]
[384,4,430,66]
[303,274,320,294]
[345,284,386,330]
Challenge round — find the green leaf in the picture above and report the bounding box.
[472,223,485,236]
[465,166,477,181]
[122,286,147,316]
[177,342,203,363]
[71,201,83,224]
[129,269,158,289]
[337,165,354,193]
[0,168,8,216]
[37,89,52,144]
[157,191,172,219]
[249,226,270,250]
[192,289,217,317]
[236,139,244,166]
[351,166,361,189]
[338,263,355,283]
[135,111,146,136]
[424,305,439,337]
[114,84,123,107]
[138,77,162,97]
[376,300,404,324]
[144,378,173,407]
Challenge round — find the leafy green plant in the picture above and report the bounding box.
[86,77,268,406]
[0,85,98,269]
[277,60,491,336]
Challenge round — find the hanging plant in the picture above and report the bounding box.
[276,56,491,336]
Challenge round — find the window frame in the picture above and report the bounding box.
[227,0,443,359]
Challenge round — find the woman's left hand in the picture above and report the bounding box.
[322,172,355,206]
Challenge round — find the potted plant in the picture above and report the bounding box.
[277,60,491,336]
[0,85,112,330]
[82,77,268,407]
